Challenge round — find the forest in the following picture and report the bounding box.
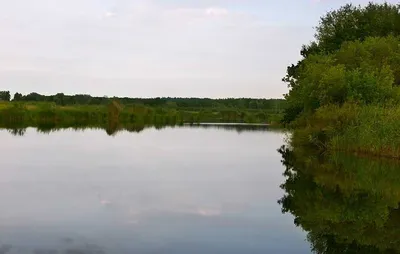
[282,2,400,158]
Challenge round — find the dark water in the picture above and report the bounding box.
[279,144,400,254]
[0,125,309,254]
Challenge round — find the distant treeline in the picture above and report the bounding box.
[0,91,286,127]
[0,91,285,111]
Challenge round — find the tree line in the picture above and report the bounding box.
[282,2,400,124]
[0,91,285,111]
[279,2,400,158]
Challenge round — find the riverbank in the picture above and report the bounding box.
[290,103,400,159]
[0,101,283,126]
[280,3,400,159]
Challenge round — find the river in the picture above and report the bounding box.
[0,125,310,254]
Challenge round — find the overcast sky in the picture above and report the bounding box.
[0,0,396,98]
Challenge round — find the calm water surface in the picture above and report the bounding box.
[0,126,309,254]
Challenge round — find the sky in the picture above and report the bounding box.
[0,0,396,98]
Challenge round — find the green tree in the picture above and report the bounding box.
[54,93,65,105]
[13,92,23,101]
[284,36,400,123]
[283,2,400,124]
[0,91,11,101]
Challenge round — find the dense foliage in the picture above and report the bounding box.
[291,102,400,159]
[0,91,11,101]
[281,2,400,158]
[288,36,400,115]
[283,2,400,124]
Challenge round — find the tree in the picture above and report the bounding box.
[285,36,400,118]
[282,2,400,124]
[54,93,65,105]
[0,91,11,101]
[23,92,43,102]
[13,92,22,101]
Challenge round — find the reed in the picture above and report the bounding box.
[0,101,283,127]
[291,103,400,158]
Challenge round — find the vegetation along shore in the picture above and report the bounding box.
[0,91,285,128]
[282,2,400,158]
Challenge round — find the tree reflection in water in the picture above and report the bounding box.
[3,123,275,136]
[278,144,400,253]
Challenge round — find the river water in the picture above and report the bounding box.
[0,125,308,253]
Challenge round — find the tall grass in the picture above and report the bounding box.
[329,105,400,158]
[0,101,283,127]
[292,103,400,158]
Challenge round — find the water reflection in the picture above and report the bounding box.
[0,126,304,253]
[2,122,276,136]
[7,128,26,136]
[278,145,400,253]
[187,123,278,133]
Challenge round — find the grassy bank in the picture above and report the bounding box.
[290,103,400,158]
[0,101,283,127]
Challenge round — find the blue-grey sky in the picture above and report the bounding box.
[0,0,396,98]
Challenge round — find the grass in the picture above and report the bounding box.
[0,101,284,127]
[329,105,400,158]
[291,103,400,159]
